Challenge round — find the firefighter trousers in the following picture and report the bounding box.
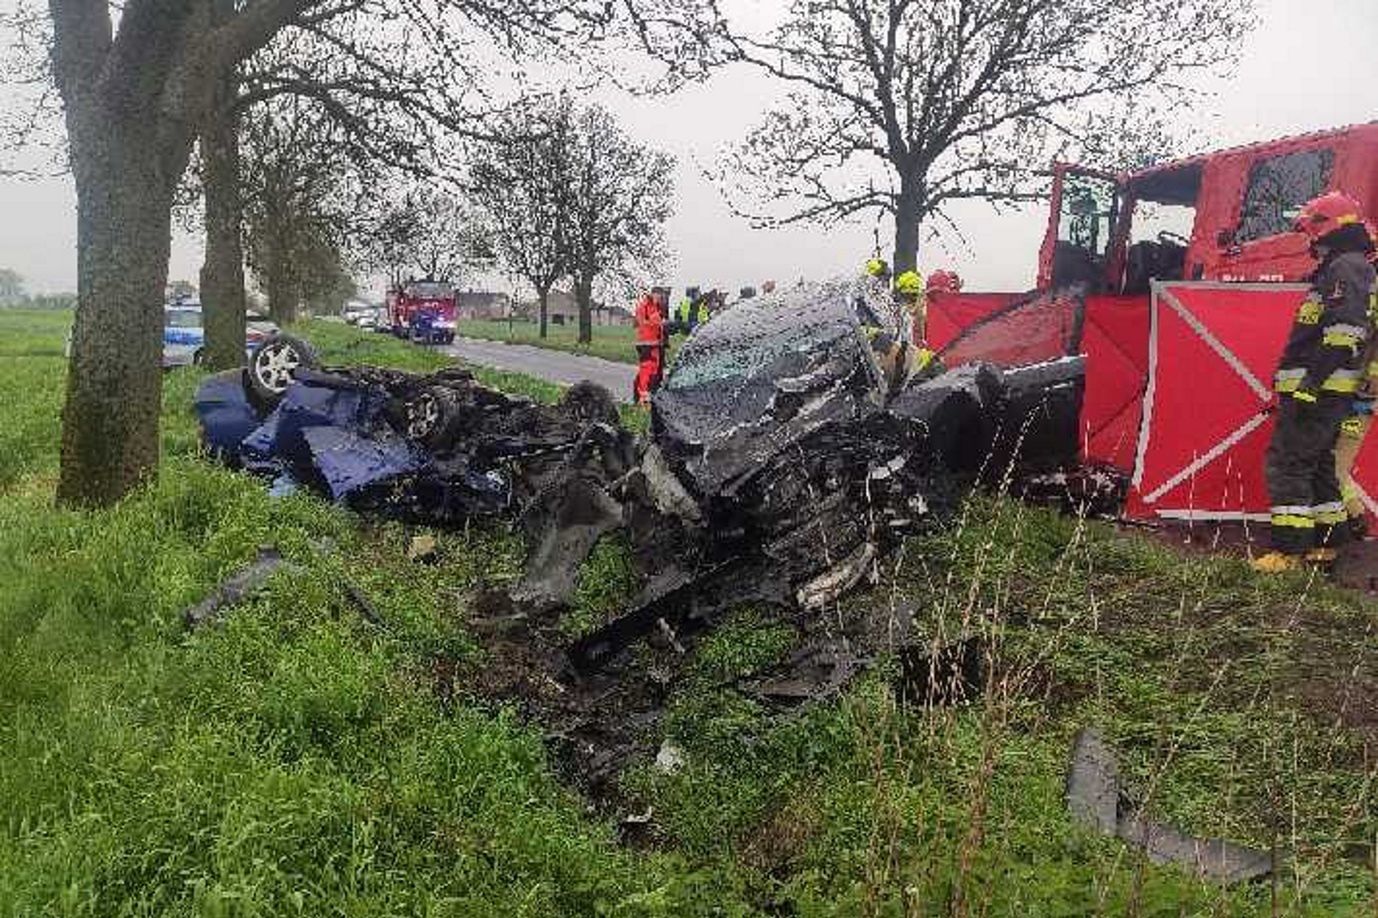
[1337,411,1373,527]
[634,344,662,404]
[1265,395,1350,554]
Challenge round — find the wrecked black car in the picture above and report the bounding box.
[560,281,1087,669]
[197,282,1085,668]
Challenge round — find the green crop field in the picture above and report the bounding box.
[1,309,1375,915]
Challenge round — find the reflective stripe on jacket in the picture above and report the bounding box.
[1273,251,1377,397]
[675,298,709,329]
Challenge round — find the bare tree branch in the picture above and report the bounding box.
[708,0,1255,273]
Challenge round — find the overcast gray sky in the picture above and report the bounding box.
[1,0,1375,296]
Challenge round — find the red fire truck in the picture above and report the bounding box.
[387,278,458,345]
[926,122,1378,524]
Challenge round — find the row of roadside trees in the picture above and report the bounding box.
[2,0,1251,507]
[469,98,674,344]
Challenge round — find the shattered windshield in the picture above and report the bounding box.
[666,282,862,391]
[406,282,453,299]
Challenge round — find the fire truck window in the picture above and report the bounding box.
[1237,149,1334,243]
[1130,202,1195,243]
[407,281,455,298]
[1058,174,1118,260]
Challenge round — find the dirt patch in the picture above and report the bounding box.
[740,794,824,877]
[1128,519,1378,596]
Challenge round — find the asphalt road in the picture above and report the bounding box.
[443,336,636,402]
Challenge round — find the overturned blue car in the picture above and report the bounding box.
[196,333,631,523]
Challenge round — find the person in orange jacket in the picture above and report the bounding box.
[633,291,665,404]
[651,287,672,391]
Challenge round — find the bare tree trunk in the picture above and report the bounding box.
[537,285,550,339]
[200,76,247,369]
[574,274,594,344]
[893,177,923,277]
[267,255,298,325]
[58,116,182,506]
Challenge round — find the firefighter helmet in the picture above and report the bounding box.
[866,258,890,278]
[926,270,963,296]
[895,270,924,296]
[1294,191,1364,243]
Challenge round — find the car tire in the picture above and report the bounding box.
[248,333,319,406]
[402,386,461,449]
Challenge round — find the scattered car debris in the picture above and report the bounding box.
[616,807,659,848]
[740,644,863,707]
[654,741,686,774]
[342,581,388,630]
[183,546,297,630]
[198,285,1092,799]
[1065,728,1274,883]
[408,534,439,564]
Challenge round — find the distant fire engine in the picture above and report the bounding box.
[388,278,458,345]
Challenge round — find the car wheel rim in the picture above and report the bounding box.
[253,343,302,394]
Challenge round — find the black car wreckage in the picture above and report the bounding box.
[197,282,1088,673]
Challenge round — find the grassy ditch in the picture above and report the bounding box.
[0,311,1374,914]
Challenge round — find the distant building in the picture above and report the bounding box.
[514,288,633,327]
[456,291,512,321]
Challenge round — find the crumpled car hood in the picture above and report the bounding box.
[652,281,885,498]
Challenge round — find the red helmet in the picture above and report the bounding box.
[926,270,963,296]
[1294,191,1364,243]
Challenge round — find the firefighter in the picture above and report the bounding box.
[856,258,891,328]
[1252,191,1378,573]
[675,288,710,334]
[652,287,672,390]
[1334,221,1378,536]
[861,270,931,393]
[894,269,940,374]
[917,271,963,375]
[633,291,664,405]
[674,286,702,335]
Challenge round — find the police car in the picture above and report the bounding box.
[164,301,280,368]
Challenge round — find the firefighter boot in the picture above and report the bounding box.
[1250,551,1302,574]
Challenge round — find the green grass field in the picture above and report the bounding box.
[456,318,680,366]
[1,309,1376,915]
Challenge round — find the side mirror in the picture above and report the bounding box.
[1216,228,1236,248]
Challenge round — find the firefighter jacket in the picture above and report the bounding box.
[634,295,664,345]
[674,298,709,330]
[1273,251,1377,399]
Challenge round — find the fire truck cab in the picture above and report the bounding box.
[1036,122,1378,296]
[922,123,1378,525]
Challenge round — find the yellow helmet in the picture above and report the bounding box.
[895,270,924,296]
[865,258,890,278]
